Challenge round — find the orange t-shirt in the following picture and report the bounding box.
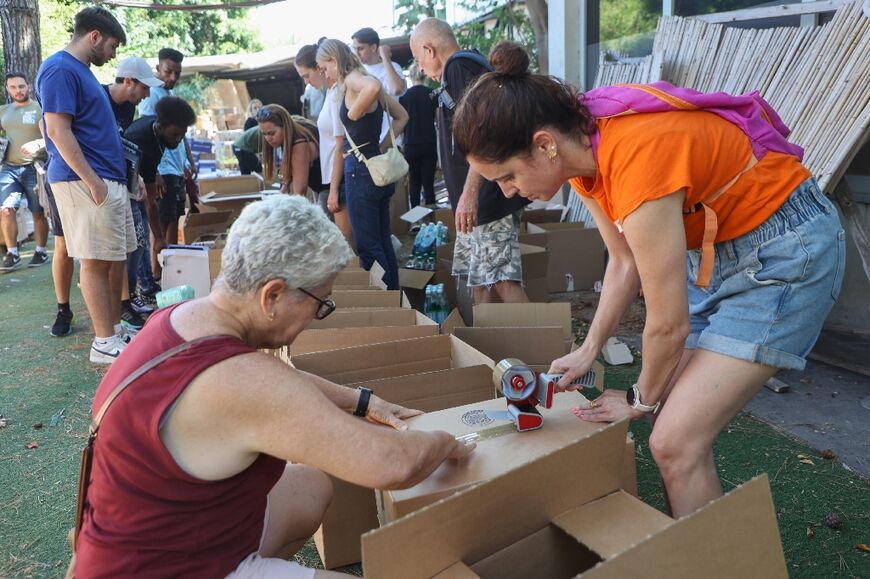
[570,110,811,250]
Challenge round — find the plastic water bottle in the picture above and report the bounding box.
[156,285,195,308]
[423,286,433,319]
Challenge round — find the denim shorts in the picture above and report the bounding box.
[685,178,845,370]
[0,163,42,213]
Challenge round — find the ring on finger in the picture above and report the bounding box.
[590,399,598,408]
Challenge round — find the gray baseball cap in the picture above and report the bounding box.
[116,57,164,88]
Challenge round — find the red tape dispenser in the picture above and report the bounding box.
[491,358,597,432]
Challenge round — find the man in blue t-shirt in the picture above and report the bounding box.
[138,48,197,260]
[36,7,137,365]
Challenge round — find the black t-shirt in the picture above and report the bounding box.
[102,84,136,132]
[244,116,258,131]
[436,53,528,225]
[399,85,436,146]
[123,116,165,184]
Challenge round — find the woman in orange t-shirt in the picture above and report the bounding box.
[453,43,845,517]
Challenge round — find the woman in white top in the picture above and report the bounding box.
[295,42,353,244]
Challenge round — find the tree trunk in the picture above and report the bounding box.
[0,0,42,97]
[526,0,549,74]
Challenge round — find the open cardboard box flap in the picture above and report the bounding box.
[288,319,439,355]
[363,418,787,579]
[334,262,388,290]
[332,290,411,309]
[444,303,574,353]
[180,209,233,244]
[198,174,263,197]
[292,334,495,389]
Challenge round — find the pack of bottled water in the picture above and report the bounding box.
[405,221,450,271]
[423,283,450,324]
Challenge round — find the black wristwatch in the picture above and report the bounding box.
[354,386,373,417]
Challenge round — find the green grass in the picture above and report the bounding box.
[0,242,868,577]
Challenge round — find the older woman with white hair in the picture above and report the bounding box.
[72,195,474,578]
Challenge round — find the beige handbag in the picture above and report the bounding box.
[342,93,408,187]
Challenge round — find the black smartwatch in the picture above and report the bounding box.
[354,386,373,417]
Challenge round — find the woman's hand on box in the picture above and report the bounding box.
[365,396,424,431]
[572,389,645,423]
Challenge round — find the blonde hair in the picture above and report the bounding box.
[246,98,263,118]
[257,104,319,187]
[316,39,366,94]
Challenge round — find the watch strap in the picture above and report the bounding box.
[629,384,660,414]
[354,386,373,417]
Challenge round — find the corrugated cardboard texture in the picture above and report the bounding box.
[527,222,606,291]
[332,290,403,309]
[581,476,787,579]
[292,335,493,385]
[300,335,495,568]
[452,327,564,366]
[362,421,629,579]
[289,325,439,355]
[198,174,263,196]
[306,308,421,330]
[180,210,232,244]
[383,392,614,520]
[473,303,573,352]
[553,491,672,559]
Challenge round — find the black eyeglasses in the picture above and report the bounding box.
[298,287,336,320]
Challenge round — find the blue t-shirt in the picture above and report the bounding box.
[36,51,125,184]
[139,86,187,176]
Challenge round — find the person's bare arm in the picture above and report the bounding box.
[289,141,312,196]
[166,353,473,490]
[345,74,382,121]
[143,182,167,255]
[379,46,406,96]
[43,112,107,203]
[549,196,641,388]
[380,92,408,149]
[328,136,345,213]
[184,138,197,178]
[455,171,484,234]
[621,191,690,404]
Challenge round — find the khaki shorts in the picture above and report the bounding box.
[453,209,523,287]
[50,179,136,261]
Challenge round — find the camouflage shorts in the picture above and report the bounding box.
[452,210,523,287]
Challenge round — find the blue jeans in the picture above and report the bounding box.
[0,163,42,213]
[685,178,845,370]
[344,155,399,290]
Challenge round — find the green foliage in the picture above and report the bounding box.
[38,0,261,59]
[455,0,538,72]
[600,0,658,55]
[394,0,446,35]
[172,73,215,112]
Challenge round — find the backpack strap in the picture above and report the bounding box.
[437,50,493,111]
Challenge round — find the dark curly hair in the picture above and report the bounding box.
[453,41,596,162]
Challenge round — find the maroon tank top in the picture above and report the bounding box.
[75,305,285,577]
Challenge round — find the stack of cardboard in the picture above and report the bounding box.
[525,222,606,292]
[196,174,266,221]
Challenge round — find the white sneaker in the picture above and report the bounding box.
[118,326,137,344]
[90,335,127,364]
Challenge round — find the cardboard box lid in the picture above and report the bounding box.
[332,290,405,309]
[291,335,494,385]
[473,303,572,341]
[289,324,439,355]
[198,174,263,196]
[400,268,436,290]
[384,393,611,515]
[362,420,629,578]
[527,221,605,254]
[452,327,564,366]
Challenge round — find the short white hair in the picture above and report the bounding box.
[219,195,354,295]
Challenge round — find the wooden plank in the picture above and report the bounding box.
[697,0,850,24]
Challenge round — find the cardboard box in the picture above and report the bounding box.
[363,421,787,578]
[288,310,439,355]
[208,245,223,285]
[198,192,264,222]
[377,392,626,523]
[290,335,497,568]
[179,209,232,244]
[334,262,387,290]
[527,222,606,292]
[399,268,436,310]
[391,176,410,235]
[459,303,573,354]
[197,174,263,197]
[332,290,408,309]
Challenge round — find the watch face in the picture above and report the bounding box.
[626,387,636,406]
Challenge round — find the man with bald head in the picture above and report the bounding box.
[410,18,529,306]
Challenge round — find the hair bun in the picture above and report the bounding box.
[489,41,530,77]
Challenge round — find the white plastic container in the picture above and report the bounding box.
[159,245,211,298]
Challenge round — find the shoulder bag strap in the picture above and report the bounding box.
[341,120,369,163]
[74,334,232,545]
[377,89,399,150]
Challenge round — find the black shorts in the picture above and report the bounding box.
[158,174,186,224]
[44,181,64,237]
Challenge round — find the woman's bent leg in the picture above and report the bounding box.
[648,349,777,518]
